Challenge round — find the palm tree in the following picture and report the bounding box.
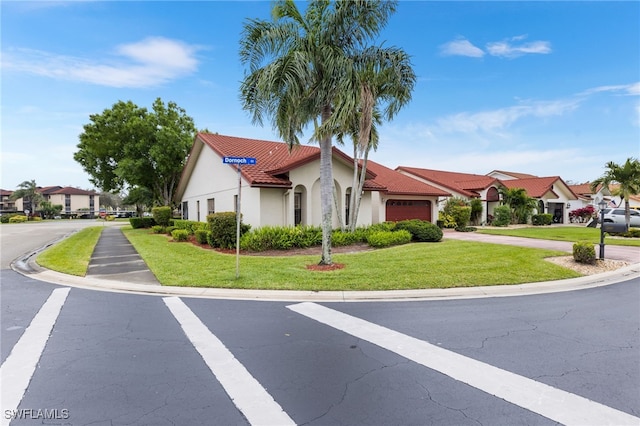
[591,158,640,228]
[499,187,538,224]
[327,45,416,231]
[239,0,397,265]
[10,180,43,218]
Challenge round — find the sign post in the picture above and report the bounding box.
[222,156,257,278]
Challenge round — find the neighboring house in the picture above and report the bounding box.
[13,186,99,218]
[395,167,502,225]
[499,177,579,224]
[174,133,450,228]
[0,189,17,214]
[397,168,579,224]
[569,183,639,211]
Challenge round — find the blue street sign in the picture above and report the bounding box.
[222,156,257,165]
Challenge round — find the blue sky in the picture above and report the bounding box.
[2,1,639,192]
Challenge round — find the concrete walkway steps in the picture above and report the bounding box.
[86,227,160,285]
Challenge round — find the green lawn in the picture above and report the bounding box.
[120,227,580,290]
[476,226,640,246]
[37,226,103,276]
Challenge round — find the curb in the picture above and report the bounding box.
[16,256,640,303]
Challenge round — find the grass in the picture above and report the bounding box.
[476,226,640,246]
[121,227,580,290]
[37,226,103,276]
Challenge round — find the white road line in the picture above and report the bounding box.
[288,302,640,426]
[1,287,70,426]
[163,297,295,426]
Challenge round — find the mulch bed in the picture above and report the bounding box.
[181,235,371,271]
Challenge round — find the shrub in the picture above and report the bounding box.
[332,229,363,247]
[437,211,456,228]
[195,229,209,244]
[9,215,28,223]
[450,206,471,229]
[0,213,22,223]
[455,226,477,232]
[573,241,596,264]
[625,228,640,238]
[492,205,512,227]
[366,230,412,248]
[173,219,206,235]
[31,216,43,221]
[152,225,166,234]
[130,217,156,229]
[395,219,443,242]
[532,214,553,226]
[470,198,483,225]
[240,225,321,251]
[207,212,250,249]
[152,206,172,227]
[171,229,189,242]
[165,226,176,235]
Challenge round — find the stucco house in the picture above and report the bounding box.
[570,183,640,210]
[395,167,502,225]
[396,167,579,224]
[174,133,450,228]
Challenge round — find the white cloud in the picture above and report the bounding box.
[440,35,551,59]
[3,37,200,88]
[486,35,551,58]
[434,99,581,135]
[439,38,485,58]
[579,82,640,97]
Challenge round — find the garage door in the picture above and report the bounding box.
[386,200,432,222]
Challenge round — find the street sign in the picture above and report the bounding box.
[221,156,257,279]
[223,156,257,165]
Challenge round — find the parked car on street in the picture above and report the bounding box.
[600,208,640,227]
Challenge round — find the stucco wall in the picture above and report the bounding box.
[181,145,254,222]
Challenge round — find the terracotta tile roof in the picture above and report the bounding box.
[490,170,538,179]
[37,186,63,195]
[199,133,324,187]
[609,184,640,203]
[568,183,599,196]
[366,162,450,196]
[192,133,446,196]
[49,187,97,196]
[396,167,498,197]
[500,176,576,199]
[0,189,13,196]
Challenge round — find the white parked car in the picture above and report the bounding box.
[601,208,640,227]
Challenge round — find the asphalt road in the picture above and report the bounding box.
[1,222,639,425]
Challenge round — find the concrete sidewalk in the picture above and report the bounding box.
[443,229,640,263]
[86,227,160,285]
[15,226,640,302]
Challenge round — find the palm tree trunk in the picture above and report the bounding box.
[319,137,333,264]
[319,104,333,265]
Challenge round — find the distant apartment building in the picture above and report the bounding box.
[5,186,99,218]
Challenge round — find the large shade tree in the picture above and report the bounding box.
[591,157,640,228]
[239,0,398,265]
[74,98,196,207]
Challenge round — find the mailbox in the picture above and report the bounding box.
[602,222,628,234]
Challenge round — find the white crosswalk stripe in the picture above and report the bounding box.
[164,297,295,426]
[288,301,640,426]
[1,287,70,426]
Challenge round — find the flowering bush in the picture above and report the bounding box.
[569,205,596,223]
